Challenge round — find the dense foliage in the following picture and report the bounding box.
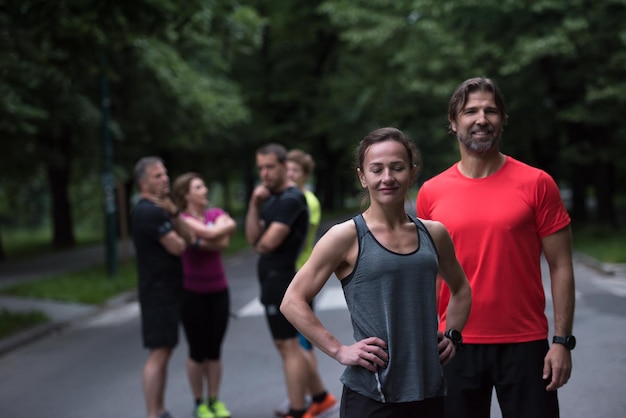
[1,0,624,258]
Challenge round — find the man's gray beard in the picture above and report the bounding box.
[458,133,500,154]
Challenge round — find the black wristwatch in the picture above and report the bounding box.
[553,335,576,350]
[444,329,463,351]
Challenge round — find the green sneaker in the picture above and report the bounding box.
[195,402,215,418]
[210,399,231,418]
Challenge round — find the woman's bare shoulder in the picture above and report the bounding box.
[418,218,448,239]
[324,219,357,239]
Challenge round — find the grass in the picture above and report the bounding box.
[0,261,138,304]
[2,226,102,260]
[572,225,626,263]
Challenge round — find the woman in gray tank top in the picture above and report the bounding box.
[281,127,472,418]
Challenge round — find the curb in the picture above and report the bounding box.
[0,290,137,358]
[0,319,67,358]
[573,252,626,277]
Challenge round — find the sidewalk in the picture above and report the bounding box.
[0,241,136,356]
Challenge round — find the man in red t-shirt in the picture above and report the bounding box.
[417,77,576,418]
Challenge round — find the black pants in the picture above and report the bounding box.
[181,288,230,361]
[443,340,559,418]
[340,386,444,418]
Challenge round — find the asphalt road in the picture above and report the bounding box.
[0,249,347,418]
[1,247,626,417]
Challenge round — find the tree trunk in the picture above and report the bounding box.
[316,139,340,211]
[219,171,232,214]
[47,156,75,249]
[592,160,617,227]
[564,122,591,225]
[569,163,589,225]
[0,226,5,260]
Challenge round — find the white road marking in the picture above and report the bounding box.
[237,298,264,318]
[316,287,348,310]
[235,286,348,318]
[80,302,140,328]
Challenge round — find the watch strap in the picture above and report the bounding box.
[552,335,576,350]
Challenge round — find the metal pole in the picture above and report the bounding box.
[101,51,117,277]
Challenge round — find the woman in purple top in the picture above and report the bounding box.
[172,172,237,418]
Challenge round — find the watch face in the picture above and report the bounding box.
[566,335,577,350]
[446,329,462,344]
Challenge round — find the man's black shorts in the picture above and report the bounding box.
[264,303,298,340]
[140,296,181,349]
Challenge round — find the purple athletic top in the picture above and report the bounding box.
[181,208,228,293]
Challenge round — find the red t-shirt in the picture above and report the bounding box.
[416,156,570,344]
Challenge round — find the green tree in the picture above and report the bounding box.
[0,0,263,255]
[229,0,361,208]
[319,0,626,224]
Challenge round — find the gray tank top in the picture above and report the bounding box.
[339,214,445,403]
